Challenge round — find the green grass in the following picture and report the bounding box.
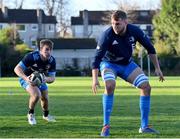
[0,76,180,138]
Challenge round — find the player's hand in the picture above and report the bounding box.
[155,68,165,82]
[26,75,36,86]
[92,79,100,95]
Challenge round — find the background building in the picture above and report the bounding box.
[0,6,57,48]
[71,10,155,40]
[38,38,96,71]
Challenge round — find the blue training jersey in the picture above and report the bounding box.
[19,51,56,77]
[92,24,156,69]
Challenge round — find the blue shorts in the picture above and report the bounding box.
[19,78,48,91]
[100,61,139,81]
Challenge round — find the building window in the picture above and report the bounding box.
[31,41,37,49]
[31,24,38,31]
[140,11,148,16]
[17,24,26,32]
[22,39,26,43]
[48,24,54,32]
[32,40,36,46]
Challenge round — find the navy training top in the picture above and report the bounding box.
[92,24,156,69]
[19,51,56,77]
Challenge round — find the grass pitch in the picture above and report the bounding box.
[0,76,180,138]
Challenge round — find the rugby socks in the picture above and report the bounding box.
[28,109,34,114]
[103,93,114,126]
[43,110,49,117]
[140,96,150,129]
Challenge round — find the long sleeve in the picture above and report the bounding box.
[92,32,110,69]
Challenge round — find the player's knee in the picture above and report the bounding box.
[102,69,116,94]
[41,96,48,102]
[142,82,151,91]
[140,82,151,95]
[31,94,40,102]
[105,81,115,94]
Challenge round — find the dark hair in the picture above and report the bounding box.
[111,10,127,21]
[40,39,54,50]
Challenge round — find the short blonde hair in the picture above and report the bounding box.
[111,10,127,21]
[40,39,54,50]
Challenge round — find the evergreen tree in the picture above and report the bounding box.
[153,0,180,55]
[0,27,30,76]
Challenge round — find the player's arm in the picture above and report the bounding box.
[92,32,109,94]
[14,63,28,81]
[14,53,35,84]
[44,75,55,84]
[44,58,56,84]
[135,27,164,82]
[14,62,33,84]
[92,68,100,94]
[149,54,164,82]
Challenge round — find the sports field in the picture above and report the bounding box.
[0,76,180,138]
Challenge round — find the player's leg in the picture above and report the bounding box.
[40,90,49,116]
[40,84,56,122]
[19,78,41,125]
[100,62,117,136]
[26,86,41,111]
[26,85,41,125]
[102,68,116,125]
[127,67,151,129]
[125,62,159,134]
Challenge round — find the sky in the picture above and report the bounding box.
[4,0,161,16]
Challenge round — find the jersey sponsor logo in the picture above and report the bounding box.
[105,52,124,62]
[32,63,38,67]
[113,57,124,62]
[112,40,118,45]
[30,67,36,72]
[39,68,44,72]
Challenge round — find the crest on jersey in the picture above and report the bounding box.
[129,36,135,42]
[96,45,100,50]
[129,36,136,49]
[46,64,51,70]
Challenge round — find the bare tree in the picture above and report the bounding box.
[112,0,140,11]
[41,0,55,16]
[1,0,25,9]
[17,0,24,9]
[41,0,70,37]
